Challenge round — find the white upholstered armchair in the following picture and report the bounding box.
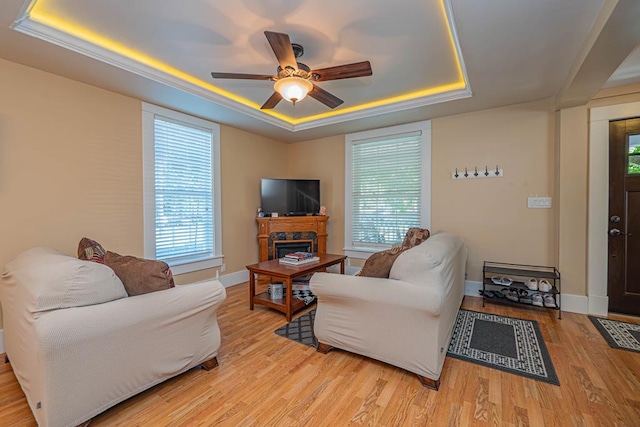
[0,247,226,427]
[310,232,467,389]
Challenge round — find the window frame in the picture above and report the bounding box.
[142,102,223,274]
[344,120,431,259]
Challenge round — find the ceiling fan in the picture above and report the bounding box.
[211,31,373,110]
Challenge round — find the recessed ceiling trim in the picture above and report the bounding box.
[291,87,472,132]
[607,63,640,84]
[12,0,472,132]
[605,53,640,88]
[11,14,295,131]
[443,0,471,96]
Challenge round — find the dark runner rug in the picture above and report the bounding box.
[275,309,317,348]
[447,309,559,385]
[589,316,640,353]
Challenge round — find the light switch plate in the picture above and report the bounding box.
[528,197,552,208]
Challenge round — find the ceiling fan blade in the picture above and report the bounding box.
[261,92,283,110]
[312,61,372,81]
[211,72,274,80]
[308,84,344,109]
[264,31,298,70]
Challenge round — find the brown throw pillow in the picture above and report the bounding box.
[402,228,430,248]
[358,246,409,278]
[104,251,175,296]
[77,237,106,263]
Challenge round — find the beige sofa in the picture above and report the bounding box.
[310,231,467,389]
[0,247,226,427]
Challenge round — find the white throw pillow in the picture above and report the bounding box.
[389,232,463,284]
[2,247,127,313]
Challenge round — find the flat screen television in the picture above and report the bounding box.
[261,179,320,216]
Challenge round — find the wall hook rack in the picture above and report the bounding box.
[452,165,503,180]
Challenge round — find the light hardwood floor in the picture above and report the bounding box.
[1,283,639,426]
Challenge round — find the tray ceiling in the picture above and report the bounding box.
[13,0,470,131]
[2,0,639,142]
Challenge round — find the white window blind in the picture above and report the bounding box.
[345,120,431,258]
[142,103,222,274]
[350,131,423,248]
[153,117,214,261]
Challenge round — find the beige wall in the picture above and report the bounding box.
[290,100,558,282]
[432,99,556,281]
[287,135,345,255]
[0,59,286,329]
[0,59,142,329]
[0,59,143,257]
[557,106,589,296]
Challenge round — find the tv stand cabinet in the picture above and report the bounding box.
[256,216,328,262]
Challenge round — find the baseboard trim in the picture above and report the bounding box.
[588,295,609,317]
[344,265,360,275]
[218,270,249,288]
[464,280,483,297]
[560,294,589,314]
[464,280,592,315]
[217,275,601,316]
[0,329,4,355]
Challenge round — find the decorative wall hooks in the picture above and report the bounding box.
[451,165,503,180]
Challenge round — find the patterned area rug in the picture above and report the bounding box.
[275,309,317,348]
[447,309,559,385]
[589,316,640,353]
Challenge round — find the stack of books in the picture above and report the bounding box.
[292,274,311,291]
[279,251,320,266]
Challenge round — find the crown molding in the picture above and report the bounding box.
[291,88,472,131]
[606,61,640,86]
[11,15,294,131]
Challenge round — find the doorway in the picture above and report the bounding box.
[608,118,640,316]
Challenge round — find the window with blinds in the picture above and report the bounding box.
[345,121,431,256]
[153,117,214,261]
[142,103,222,274]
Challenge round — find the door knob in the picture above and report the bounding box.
[609,228,622,236]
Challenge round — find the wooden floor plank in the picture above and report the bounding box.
[0,286,639,426]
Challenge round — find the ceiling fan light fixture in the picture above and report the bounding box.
[274,76,313,104]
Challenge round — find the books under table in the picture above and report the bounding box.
[268,283,315,305]
[293,274,312,283]
[278,256,320,266]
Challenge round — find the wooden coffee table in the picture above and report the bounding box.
[246,253,347,321]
